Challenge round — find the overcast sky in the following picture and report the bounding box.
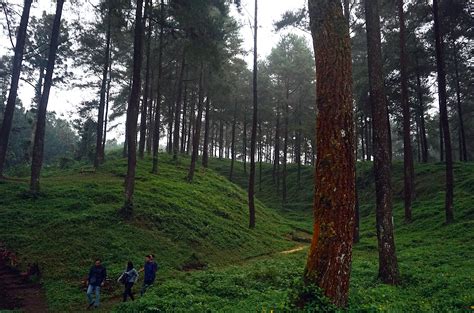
[0,0,310,140]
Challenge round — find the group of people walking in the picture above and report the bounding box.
[86,254,158,309]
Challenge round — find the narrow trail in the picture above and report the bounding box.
[279,246,306,254]
[0,256,48,312]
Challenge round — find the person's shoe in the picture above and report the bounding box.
[87,303,94,310]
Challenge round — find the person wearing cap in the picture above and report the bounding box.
[139,254,158,296]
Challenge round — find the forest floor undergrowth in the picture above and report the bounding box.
[0,155,473,312]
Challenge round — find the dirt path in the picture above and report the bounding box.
[279,246,306,254]
[0,260,48,312]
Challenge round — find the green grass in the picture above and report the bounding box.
[0,154,296,312]
[1,155,473,312]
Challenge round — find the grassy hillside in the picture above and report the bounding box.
[0,154,296,312]
[1,155,473,312]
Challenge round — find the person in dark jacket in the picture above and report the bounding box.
[118,261,139,302]
[139,254,158,295]
[86,259,107,309]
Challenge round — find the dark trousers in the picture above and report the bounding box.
[123,282,135,302]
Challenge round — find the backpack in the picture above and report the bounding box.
[118,272,129,284]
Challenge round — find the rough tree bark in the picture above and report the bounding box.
[30,0,64,193]
[397,0,414,223]
[121,0,144,216]
[365,0,400,284]
[433,0,454,223]
[303,0,356,307]
[0,0,33,177]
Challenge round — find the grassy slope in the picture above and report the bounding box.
[172,159,473,312]
[0,154,296,312]
[1,155,473,312]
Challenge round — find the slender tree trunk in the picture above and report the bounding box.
[29,0,64,193]
[415,59,428,163]
[180,78,188,154]
[186,89,195,155]
[365,116,370,160]
[152,0,164,174]
[229,99,237,181]
[453,42,467,162]
[272,109,280,183]
[243,108,247,173]
[282,87,289,204]
[365,0,399,284]
[146,72,155,155]
[202,86,211,167]
[433,0,454,224]
[438,120,445,161]
[248,0,258,229]
[122,0,144,216]
[102,46,113,153]
[187,63,205,182]
[304,0,355,307]
[398,0,414,223]
[387,109,392,163]
[0,0,33,177]
[360,116,366,160]
[258,122,262,192]
[173,52,186,161]
[219,119,224,159]
[138,0,151,159]
[94,2,112,167]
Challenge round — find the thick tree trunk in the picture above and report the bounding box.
[202,88,210,167]
[30,0,64,193]
[397,0,414,223]
[122,0,144,216]
[304,0,355,307]
[151,0,164,174]
[453,42,467,162]
[433,0,454,223]
[138,0,152,159]
[95,2,112,167]
[0,0,33,177]
[187,63,205,182]
[229,99,237,181]
[365,0,399,284]
[173,52,186,161]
